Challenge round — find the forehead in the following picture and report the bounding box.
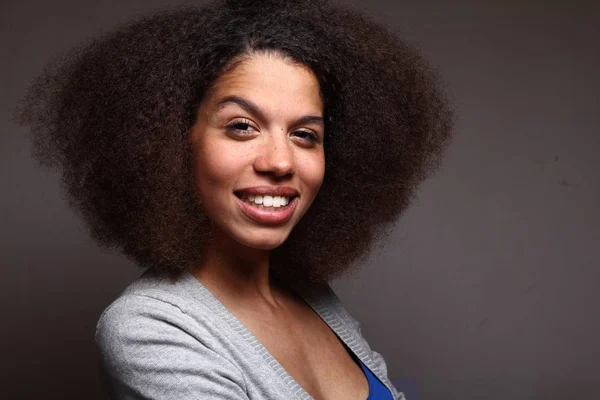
[206,52,323,114]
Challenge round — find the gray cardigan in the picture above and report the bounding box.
[96,271,404,399]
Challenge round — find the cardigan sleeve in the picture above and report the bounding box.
[95,295,249,400]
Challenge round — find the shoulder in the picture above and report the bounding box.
[96,272,248,399]
[95,290,190,355]
[96,270,235,359]
[96,271,207,350]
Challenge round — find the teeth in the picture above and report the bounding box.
[241,194,292,208]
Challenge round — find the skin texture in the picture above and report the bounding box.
[16,0,454,283]
[191,52,325,253]
[188,55,370,399]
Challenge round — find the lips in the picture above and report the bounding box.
[234,185,299,197]
[235,192,298,225]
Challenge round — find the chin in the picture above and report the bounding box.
[235,232,290,251]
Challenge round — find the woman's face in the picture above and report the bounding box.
[190,52,325,251]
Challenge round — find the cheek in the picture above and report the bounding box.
[299,152,326,195]
[194,140,243,197]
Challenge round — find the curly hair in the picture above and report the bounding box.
[16,0,453,283]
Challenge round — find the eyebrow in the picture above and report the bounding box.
[215,95,324,127]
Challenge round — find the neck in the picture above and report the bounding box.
[192,229,279,306]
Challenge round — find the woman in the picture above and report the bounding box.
[17,0,453,398]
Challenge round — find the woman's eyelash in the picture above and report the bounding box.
[225,120,320,143]
[294,130,320,143]
[225,119,255,134]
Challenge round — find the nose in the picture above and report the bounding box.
[253,131,295,178]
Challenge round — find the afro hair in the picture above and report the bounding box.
[17,0,454,283]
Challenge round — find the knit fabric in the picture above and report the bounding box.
[96,271,404,399]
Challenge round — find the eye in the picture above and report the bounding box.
[293,129,321,145]
[225,118,257,136]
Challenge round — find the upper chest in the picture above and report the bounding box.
[232,295,370,400]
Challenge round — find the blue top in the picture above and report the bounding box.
[358,359,394,399]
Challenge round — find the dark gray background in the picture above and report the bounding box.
[2,0,599,399]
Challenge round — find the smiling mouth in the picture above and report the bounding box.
[234,192,298,211]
